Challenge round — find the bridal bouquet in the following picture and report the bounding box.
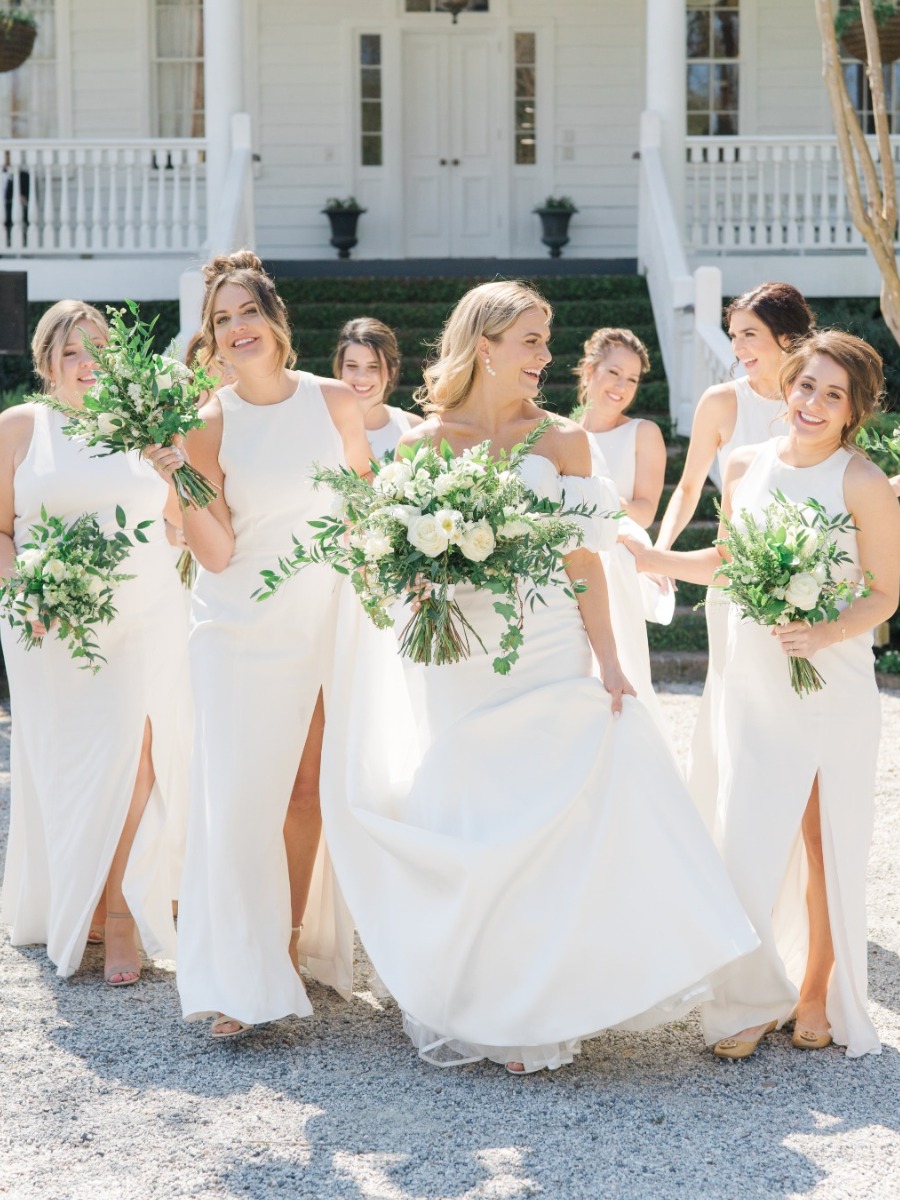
[0,506,151,671]
[714,490,868,695]
[37,301,218,509]
[255,421,600,674]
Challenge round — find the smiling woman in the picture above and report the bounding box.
[332,316,422,460]
[155,250,373,1040]
[625,328,900,1060]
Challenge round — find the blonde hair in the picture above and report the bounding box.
[414,280,552,414]
[197,249,296,373]
[32,300,108,389]
[575,327,650,409]
[332,317,401,402]
[779,329,884,450]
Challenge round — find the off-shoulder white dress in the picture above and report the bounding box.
[320,454,758,1072]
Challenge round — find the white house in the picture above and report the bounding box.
[0,0,892,424]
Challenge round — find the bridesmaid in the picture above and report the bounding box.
[627,330,900,1058]
[0,300,191,984]
[575,328,671,735]
[654,282,816,824]
[154,251,371,1038]
[332,316,422,459]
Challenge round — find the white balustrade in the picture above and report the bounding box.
[0,139,207,257]
[685,135,900,253]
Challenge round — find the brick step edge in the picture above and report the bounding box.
[649,652,900,693]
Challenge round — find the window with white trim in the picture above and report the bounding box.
[360,33,383,166]
[153,0,204,138]
[404,1,489,13]
[514,32,536,165]
[0,0,57,138]
[686,0,739,136]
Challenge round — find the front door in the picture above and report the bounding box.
[402,30,500,257]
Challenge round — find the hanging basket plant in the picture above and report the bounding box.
[836,3,900,64]
[0,11,37,74]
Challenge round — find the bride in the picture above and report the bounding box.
[320,281,757,1073]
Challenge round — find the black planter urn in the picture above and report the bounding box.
[534,206,576,258]
[323,206,366,259]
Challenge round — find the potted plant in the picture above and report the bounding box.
[0,10,37,74]
[835,2,900,63]
[533,196,578,258]
[322,196,367,260]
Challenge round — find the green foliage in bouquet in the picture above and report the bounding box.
[0,505,151,671]
[856,416,900,474]
[35,300,219,509]
[714,490,870,695]
[255,419,606,675]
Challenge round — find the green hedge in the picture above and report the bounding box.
[274,274,650,306]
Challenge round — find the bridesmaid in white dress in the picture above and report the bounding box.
[627,330,900,1059]
[320,281,758,1074]
[153,252,372,1038]
[332,317,422,459]
[575,328,671,736]
[654,283,816,826]
[0,301,191,984]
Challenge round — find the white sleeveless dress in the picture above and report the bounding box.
[0,405,191,976]
[367,406,416,461]
[177,375,354,1026]
[689,377,789,827]
[587,421,673,741]
[700,439,880,1057]
[321,454,758,1072]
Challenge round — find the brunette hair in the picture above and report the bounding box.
[575,327,651,409]
[32,300,109,389]
[414,280,552,414]
[332,317,401,402]
[779,329,884,449]
[724,281,816,348]
[197,249,296,373]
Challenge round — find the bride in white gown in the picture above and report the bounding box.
[320,281,758,1073]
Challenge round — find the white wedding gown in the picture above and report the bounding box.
[321,454,758,1071]
[700,439,881,1057]
[0,406,191,976]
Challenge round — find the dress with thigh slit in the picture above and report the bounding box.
[700,437,881,1057]
[0,405,191,976]
[176,375,354,1026]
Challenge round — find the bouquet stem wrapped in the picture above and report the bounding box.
[0,505,151,671]
[255,420,605,674]
[714,489,869,696]
[36,301,218,510]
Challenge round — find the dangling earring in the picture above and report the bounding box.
[484,355,496,377]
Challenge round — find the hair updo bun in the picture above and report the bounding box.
[197,247,296,374]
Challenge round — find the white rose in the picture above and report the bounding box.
[96,412,120,437]
[15,547,42,574]
[374,461,413,496]
[433,472,458,498]
[497,516,532,540]
[44,558,67,584]
[811,562,828,586]
[784,572,821,611]
[386,504,421,527]
[84,574,104,598]
[458,519,495,563]
[434,509,464,545]
[407,514,449,558]
[363,532,393,561]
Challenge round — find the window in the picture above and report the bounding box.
[0,0,57,138]
[842,59,900,133]
[686,0,739,136]
[514,33,536,165]
[404,2,489,13]
[153,0,204,138]
[360,34,383,166]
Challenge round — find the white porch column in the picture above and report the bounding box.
[645,0,686,228]
[203,0,245,240]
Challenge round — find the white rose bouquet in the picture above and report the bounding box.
[36,301,218,509]
[255,420,602,674]
[0,505,151,671]
[714,489,869,695]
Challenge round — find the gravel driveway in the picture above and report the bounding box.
[1,685,898,1200]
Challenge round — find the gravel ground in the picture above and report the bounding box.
[1,685,899,1200]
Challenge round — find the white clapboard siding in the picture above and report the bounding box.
[69,1,148,137]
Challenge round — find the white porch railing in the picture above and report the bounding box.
[685,134,900,254]
[638,112,733,433]
[0,138,207,256]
